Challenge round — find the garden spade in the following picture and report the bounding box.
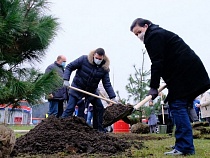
[69,86,117,104]
[160,93,165,124]
[102,84,167,127]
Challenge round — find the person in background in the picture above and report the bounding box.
[193,98,200,120]
[98,81,113,132]
[130,18,210,156]
[148,100,157,133]
[74,105,79,116]
[62,48,117,132]
[196,91,210,124]
[76,98,86,119]
[188,103,199,123]
[86,103,93,126]
[157,102,173,134]
[45,55,68,118]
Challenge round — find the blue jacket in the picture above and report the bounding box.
[45,61,68,100]
[63,50,116,99]
[193,99,200,115]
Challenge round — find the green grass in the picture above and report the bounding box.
[131,135,210,158]
[7,125,35,138]
[8,125,35,130]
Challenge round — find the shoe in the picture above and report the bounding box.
[164,149,183,155]
[165,145,175,150]
[170,145,175,149]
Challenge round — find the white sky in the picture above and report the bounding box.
[36,0,210,102]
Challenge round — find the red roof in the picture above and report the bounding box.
[0,101,31,111]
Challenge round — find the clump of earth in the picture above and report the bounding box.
[11,116,131,157]
[103,103,133,127]
[131,122,150,134]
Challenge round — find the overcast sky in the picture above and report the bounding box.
[37,0,210,102]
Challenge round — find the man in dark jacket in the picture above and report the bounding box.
[130,18,210,156]
[45,55,68,118]
[62,48,116,132]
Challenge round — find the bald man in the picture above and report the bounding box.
[45,55,68,118]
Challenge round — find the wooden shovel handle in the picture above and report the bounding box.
[69,86,117,104]
[134,84,167,110]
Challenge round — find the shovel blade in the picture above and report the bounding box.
[102,104,133,127]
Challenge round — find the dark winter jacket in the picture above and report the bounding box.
[144,24,210,101]
[63,50,116,99]
[45,61,68,101]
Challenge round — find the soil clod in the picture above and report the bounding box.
[103,104,133,127]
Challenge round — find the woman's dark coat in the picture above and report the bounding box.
[63,50,116,99]
[144,24,210,101]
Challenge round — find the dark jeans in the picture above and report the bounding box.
[77,100,85,118]
[169,99,195,154]
[48,100,58,116]
[62,94,105,132]
[48,100,64,118]
[87,111,93,125]
[57,101,64,118]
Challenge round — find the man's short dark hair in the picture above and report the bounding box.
[95,48,105,56]
[130,18,152,31]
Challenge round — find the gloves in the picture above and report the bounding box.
[63,80,70,87]
[147,88,158,100]
[84,108,88,114]
[111,98,118,104]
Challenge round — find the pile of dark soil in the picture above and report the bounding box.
[11,116,131,157]
[192,121,210,139]
[103,104,133,127]
[0,125,16,157]
[130,123,150,134]
[192,121,209,128]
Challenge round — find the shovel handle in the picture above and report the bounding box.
[134,84,167,110]
[69,86,117,104]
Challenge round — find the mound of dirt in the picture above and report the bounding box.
[11,116,131,157]
[103,104,133,127]
[130,123,150,134]
[0,125,16,158]
[192,121,209,128]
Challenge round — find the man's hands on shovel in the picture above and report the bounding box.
[147,88,158,100]
[109,97,118,106]
[63,80,70,87]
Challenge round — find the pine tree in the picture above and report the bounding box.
[125,49,150,103]
[0,0,60,106]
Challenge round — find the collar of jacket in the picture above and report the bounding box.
[144,24,160,44]
[54,61,64,69]
[87,50,110,71]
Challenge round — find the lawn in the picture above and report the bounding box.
[133,135,210,158]
[8,125,35,130]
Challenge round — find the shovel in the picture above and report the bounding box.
[160,93,165,124]
[102,84,167,127]
[69,86,117,104]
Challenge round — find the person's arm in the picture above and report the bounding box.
[45,64,53,74]
[63,55,85,81]
[101,73,116,99]
[145,33,165,89]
